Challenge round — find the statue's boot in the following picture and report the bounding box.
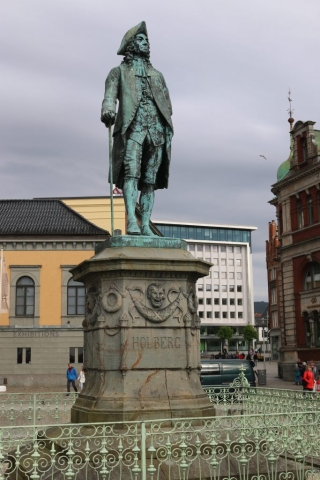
[123,178,141,235]
[140,184,156,236]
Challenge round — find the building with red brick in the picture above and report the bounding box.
[267,119,320,380]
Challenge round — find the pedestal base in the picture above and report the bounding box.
[70,236,214,422]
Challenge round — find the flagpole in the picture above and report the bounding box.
[0,248,3,314]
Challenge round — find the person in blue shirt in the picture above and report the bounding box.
[66,363,78,394]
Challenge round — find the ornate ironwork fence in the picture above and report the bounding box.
[0,393,77,426]
[1,411,320,479]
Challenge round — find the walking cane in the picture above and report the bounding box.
[108,125,114,236]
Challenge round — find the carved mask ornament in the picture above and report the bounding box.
[147,283,165,309]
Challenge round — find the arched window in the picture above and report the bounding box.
[304,263,320,291]
[307,195,314,225]
[297,199,304,229]
[16,276,35,316]
[67,278,85,315]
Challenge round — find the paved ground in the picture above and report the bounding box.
[3,361,303,393]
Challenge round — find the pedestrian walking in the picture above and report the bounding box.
[309,360,318,390]
[78,367,85,392]
[66,363,78,395]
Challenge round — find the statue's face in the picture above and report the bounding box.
[147,284,165,309]
[134,33,149,55]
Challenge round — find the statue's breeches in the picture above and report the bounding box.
[123,135,164,185]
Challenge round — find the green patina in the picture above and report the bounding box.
[101,21,173,237]
[277,139,293,182]
[95,235,187,254]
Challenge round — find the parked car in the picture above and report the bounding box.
[200,359,256,387]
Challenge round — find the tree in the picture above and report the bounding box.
[217,326,234,352]
[242,324,258,351]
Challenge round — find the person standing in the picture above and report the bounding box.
[309,360,318,390]
[78,367,85,392]
[66,363,78,394]
[302,365,314,394]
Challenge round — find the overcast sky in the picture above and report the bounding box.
[1,0,320,301]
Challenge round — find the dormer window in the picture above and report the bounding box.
[297,134,308,164]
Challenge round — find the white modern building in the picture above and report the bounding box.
[154,221,257,355]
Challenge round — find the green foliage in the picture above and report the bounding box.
[217,326,234,341]
[242,324,258,343]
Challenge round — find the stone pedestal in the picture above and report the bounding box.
[71,236,214,423]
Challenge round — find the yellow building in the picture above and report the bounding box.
[0,199,110,387]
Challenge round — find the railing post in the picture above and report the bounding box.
[141,421,146,480]
[33,393,36,425]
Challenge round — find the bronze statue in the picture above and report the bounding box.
[101,21,173,236]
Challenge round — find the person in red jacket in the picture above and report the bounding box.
[302,365,315,393]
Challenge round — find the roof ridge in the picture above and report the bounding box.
[58,200,109,234]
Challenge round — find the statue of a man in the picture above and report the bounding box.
[101,21,173,236]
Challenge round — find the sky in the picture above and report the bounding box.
[1,0,320,301]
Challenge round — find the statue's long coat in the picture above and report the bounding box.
[102,63,173,190]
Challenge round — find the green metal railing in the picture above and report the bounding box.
[0,392,77,426]
[1,411,320,479]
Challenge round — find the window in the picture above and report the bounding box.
[206,284,211,291]
[235,247,241,254]
[212,245,218,252]
[198,298,204,305]
[272,311,278,328]
[229,259,234,266]
[189,244,195,251]
[229,285,235,292]
[238,312,243,319]
[222,312,227,319]
[221,259,226,266]
[297,199,304,229]
[205,258,211,262]
[69,347,84,364]
[206,312,212,319]
[220,246,226,253]
[16,277,35,316]
[213,271,219,279]
[221,272,227,279]
[205,245,210,252]
[17,347,31,364]
[214,298,219,305]
[213,284,219,292]
[271,288,277,304]
[230,298,235,305]
[229,272,234,279]
[222,298,227,305]
[198,284,203,291]
[237,286,242,292]
[212,258,218,265]
[199,311,204,318]
[237,272,242,280]
[206,298,212,305]
[214,312,220,318]
[230,312,235,318]
[227,246,233,253]
[67,278,86,315]
[237,299,242,306]
[221,285,227,292]
[197,245,203,252]
[236,259,241,266]
[304,263,320,290]
[270,267,276,280]
[307,195,314,225]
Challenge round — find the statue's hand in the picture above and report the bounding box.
[101,110,116,127]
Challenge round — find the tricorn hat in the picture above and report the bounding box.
[117,21,148,56]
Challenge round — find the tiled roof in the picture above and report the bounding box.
[0,200,110,236]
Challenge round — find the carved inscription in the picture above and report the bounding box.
[132,336,180,349]
[13,331,59,338]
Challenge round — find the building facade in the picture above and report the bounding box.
[154,221,256,355]
[267,120,320,380]
[0,199,109,387]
